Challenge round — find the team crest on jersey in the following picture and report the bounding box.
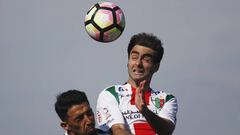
[151,97,165,109]
[118,87,125,92]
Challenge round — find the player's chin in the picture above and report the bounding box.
[86,127,96,135]
[133,76,146,82]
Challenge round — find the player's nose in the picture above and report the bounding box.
[135,58,143,66]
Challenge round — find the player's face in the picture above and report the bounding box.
[62,102,96,135]
[128,45,159,85]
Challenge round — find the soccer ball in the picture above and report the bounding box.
[85,2,125,43]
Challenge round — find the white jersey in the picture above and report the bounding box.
[96,83,178,135]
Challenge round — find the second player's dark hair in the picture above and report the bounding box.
[55,90,89,121]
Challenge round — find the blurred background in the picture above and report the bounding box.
[0,0,239,135]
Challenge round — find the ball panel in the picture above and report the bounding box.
[99,2,117,8]
[103,27,121,42]
[115,9,125,28]
[85,6,97,22]
[85,24,100,40]
[94,9,113,29]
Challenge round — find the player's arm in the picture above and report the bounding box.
[111,124,132,135]
[135,81,177,135]
[141,106,175,135]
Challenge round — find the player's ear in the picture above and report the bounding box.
[61,121,68,131]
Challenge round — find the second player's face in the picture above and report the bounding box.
[127,45,159,85]
[65,102,96,135]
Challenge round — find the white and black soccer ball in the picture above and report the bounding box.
[85,2,125,43]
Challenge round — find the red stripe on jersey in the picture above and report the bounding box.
[130,86,151,105]
[133,122,155,135]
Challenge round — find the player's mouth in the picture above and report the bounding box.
[133,69,144,75]
[86,126,95,133]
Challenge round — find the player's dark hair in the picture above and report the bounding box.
[127,32,164,64]
[55,90,89,121]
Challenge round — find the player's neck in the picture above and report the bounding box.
[127,79,151,89]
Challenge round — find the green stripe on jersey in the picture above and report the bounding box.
[166,94,175,102]
[106,86,120,104]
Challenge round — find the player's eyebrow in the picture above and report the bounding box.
[130,51,139,55]
[142,53,153,57]
[131,51,153,58]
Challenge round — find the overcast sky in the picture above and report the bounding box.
[0,0,240,135]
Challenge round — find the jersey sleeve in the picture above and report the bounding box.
[96,87,125,131]
[158,95,178,125]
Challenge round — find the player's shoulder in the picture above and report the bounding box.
[151,88,176,102]
[98,84,123,99]
[101,83,127,93]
